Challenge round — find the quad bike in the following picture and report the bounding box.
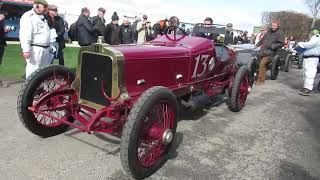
[283,50,304,72]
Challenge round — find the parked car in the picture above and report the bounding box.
[17,26,252,179]
[231,44,259,87]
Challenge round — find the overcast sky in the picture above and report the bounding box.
[47,0,309,32]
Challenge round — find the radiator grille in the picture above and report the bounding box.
[80,53,112,106]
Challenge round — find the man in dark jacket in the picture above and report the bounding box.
[76,7,98,46]
[256,21,284,85]
[0,10,6,65]
[47,5,65,65]
[104,12,121,45]
[195,17,218,41]
[92,7,106,36]
[120,19,134,44]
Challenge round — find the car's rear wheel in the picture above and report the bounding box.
[271,55,280,80]
[284,54,292,72]
[228,66,250,112]
[17,65,75,138]
[120,86,179,179]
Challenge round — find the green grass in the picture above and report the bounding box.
[0,44,79,80]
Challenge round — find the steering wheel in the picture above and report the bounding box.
[164,25,187,41]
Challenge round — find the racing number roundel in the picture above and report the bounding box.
[192,54,215,78]
[208,57,215,71]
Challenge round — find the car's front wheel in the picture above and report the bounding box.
[228,66,250,112]
[17,65,75,138]
[120,86,179,179]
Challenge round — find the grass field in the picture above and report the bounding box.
[0,44,79,80]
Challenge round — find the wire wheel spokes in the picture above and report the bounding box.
[32,74,73,127]
[33,74,71,101]
[137,102,175,167]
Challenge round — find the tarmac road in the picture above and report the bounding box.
[0,68,320,180]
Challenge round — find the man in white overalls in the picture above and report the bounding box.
[19,0,53,78]
[298,29,320,96]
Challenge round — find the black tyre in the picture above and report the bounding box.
[298,55,303,69]
[284,54,292,72]
[247,57,257,87]
[17,65,75,138]
[120,86,179,179]
[271,55,280,80]
[228,66,250,112]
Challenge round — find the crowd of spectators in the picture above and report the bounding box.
[66,7,257,47]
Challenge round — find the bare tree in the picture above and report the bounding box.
[306,0,320,29]
[261,11,312,40]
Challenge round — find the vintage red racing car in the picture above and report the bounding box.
[17,26,252,179]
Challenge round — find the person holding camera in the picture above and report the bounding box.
[136,14,149,44]
[19,0,53,78]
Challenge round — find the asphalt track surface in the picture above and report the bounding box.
[0,68,320,180]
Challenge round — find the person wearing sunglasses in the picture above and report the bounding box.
[19,0,53,78]
[195,17,219,42]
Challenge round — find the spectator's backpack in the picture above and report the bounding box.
[68,23,77,41]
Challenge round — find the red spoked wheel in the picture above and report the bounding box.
[17,65,76,137]
[138,101,175,167]
[228,66,250,112]
[120,87,178,179]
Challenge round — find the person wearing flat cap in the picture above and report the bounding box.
[47,4,66,66]
[92,7,106,36]
[104,12,121,45]
[19,0,54,78]
[224,23,234,45]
